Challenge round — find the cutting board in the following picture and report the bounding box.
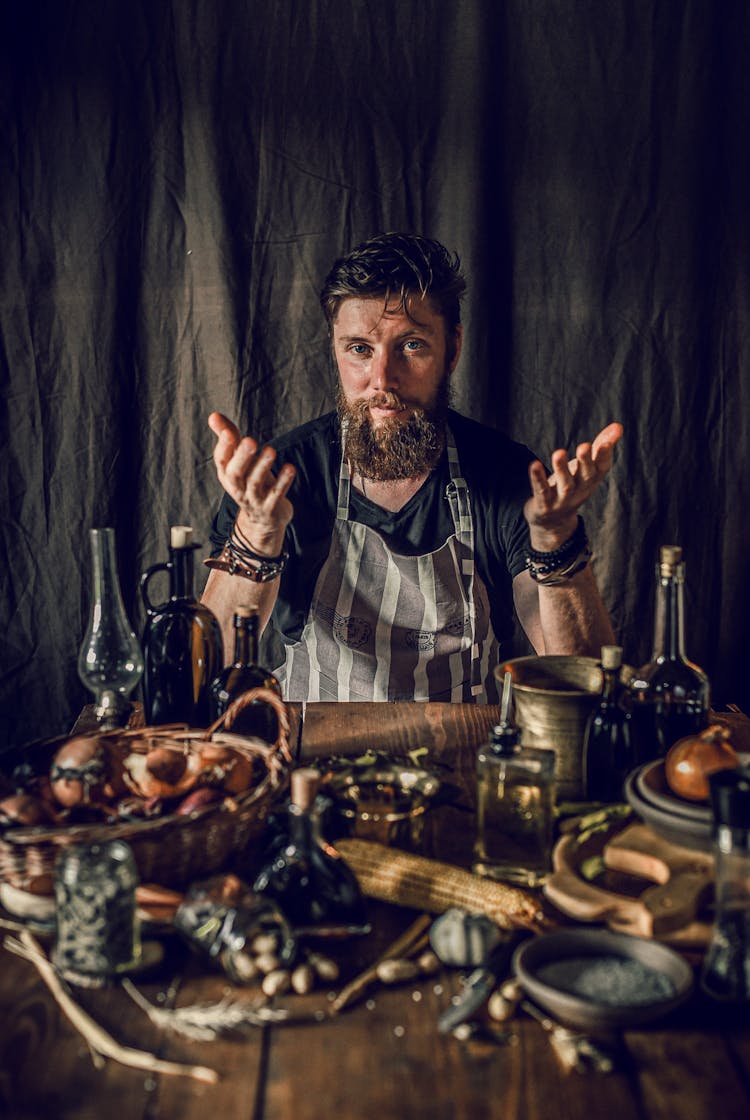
[544,821,714,945]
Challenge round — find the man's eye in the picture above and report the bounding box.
[350,344,370,355]
[403,339,424,352]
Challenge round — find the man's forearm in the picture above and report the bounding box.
[201,568,281,666]
[513,567,616,656]
[535,565,616,655]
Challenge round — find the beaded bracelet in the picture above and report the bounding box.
[524,517,592,584]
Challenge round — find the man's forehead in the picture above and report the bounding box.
[333,293,443,333]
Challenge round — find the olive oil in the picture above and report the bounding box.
[473,671,556,887]
[474,745,555,886]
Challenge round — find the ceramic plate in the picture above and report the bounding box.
[636,760,711,824]
[513,928,694,1032]
[624,768,712,851]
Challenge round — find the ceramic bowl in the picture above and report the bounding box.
[624,767,712,851]
[635,759,711,824]
[513,928,694,1032]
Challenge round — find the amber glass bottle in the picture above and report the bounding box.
[140,526,224,726]
[210,607,281,742]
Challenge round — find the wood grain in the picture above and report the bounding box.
[1,701,749,1119]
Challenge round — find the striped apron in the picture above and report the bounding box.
[278,426,500,702]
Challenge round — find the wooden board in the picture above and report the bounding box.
[544,822,714,944]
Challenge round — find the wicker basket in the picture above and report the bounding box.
[0,688,292,896]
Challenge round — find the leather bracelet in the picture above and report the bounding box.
[204,522,289,582]
[204,542,289,582]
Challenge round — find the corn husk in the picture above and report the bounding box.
[336,839,548,931]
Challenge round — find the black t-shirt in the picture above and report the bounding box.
[209,409,538,661]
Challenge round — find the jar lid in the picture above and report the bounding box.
[708,767,750,829]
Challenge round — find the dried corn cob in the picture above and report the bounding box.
[336,839,548,931]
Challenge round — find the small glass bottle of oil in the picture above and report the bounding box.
[473,673,556,887]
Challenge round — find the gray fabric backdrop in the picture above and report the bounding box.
[2,0,749,750]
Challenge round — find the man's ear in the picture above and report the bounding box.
[448,324,463,375]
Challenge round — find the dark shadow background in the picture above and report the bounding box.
[2,0,749,749]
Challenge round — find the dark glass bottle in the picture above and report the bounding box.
[629,545,710,763]
[140,525,224,726]
[583,645,635,802]
[253,768,371,938]
[209,607,281,741]
[701,768,750,1002]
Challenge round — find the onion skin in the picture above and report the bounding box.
[0,792,58,828]
[145,746,189,787]
[665,725,740,802]
[49,736,128,807]
[195,744,255,795]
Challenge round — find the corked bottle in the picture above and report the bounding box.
[629,545,710,762]
[209,606,281,742]
[582,645,635,803]
[140,525,224,726]
[253,768,371,938]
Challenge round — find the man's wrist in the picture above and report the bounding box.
[204,517,289,583]
[233,511,286,559]
[527,515,579,553]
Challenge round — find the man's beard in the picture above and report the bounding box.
[337,377,452,482]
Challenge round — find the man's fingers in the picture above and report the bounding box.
[529,460,552,496]
[591,422,624,461]
[270,464,296,498]
[208,411,241,440]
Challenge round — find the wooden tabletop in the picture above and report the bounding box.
[1,703,749,1120]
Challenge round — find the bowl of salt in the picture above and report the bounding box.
[513,929,694,1032]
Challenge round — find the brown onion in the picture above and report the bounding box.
[49,736,128,807]
[144,746,189,787]
[665,724,740,802]
[0,792,57,828]
[196,744,255,794]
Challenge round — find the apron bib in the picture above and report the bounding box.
[278,426,499,702]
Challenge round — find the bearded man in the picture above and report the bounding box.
[203,232,622,702]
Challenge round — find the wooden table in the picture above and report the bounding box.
[1,704,749,1120]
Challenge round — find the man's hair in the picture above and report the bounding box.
[320,232,467,334]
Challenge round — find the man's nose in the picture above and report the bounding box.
[370,349,399,390]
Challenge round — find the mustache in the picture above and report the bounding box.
[363,391,408,411]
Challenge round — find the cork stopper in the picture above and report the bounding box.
[170,525,193,549]
[600,645,623,671]
[659,544,685,579]
[291,768,320,811]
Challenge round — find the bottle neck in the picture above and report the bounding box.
[288,801,319,847]
[600,665,620,704]
[233,617,259,667]
[91,527,127,613]
[169,546,196,601]
[652,570,686,660]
